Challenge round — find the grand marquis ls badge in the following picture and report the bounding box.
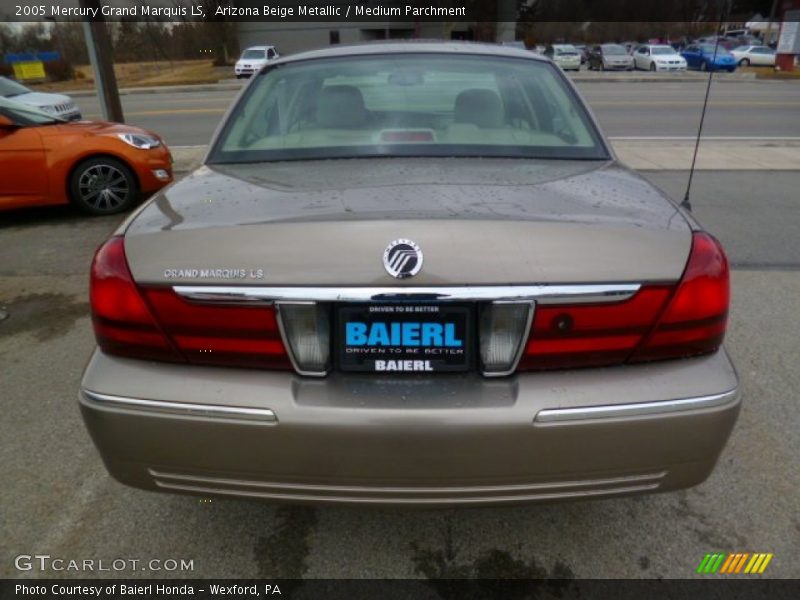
[383,239,423,279]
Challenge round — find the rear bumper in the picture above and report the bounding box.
[80,349,740,506]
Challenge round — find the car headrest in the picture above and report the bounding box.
[316,85,369,129]
[454,89,504,128]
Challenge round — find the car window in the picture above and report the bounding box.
[700,45,731,55]
[651,47,675,55]
[554,46,578,56]
[242,49,266,60]
[210,53,608,163]
[267,48,276,59]
[0,76,31,98]
[637,47,649,55]
[602,45,627,55]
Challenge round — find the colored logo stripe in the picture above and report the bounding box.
[697,553,726,573]
[698,552,773,574]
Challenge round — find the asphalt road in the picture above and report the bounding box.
[1,170,798,579]
[73,79,800,146]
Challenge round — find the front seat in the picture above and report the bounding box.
[316,85,370,129]
[453,89,505,128]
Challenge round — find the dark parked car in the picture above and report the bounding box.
[573,44,589,64]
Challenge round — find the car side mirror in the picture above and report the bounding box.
[0,114,17,129]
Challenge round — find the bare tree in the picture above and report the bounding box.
[171,0,238,65]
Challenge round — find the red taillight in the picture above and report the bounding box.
[630,232,729,362]
[142,288,291,370]
[518,286,673,370]
[90,236,181,362]
[518,232,729,370]
[90,236,291,370]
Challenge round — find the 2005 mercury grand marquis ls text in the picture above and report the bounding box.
[80,42,739,506]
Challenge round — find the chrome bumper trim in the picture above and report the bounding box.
[173,283,641,305]
[149,468,666,494]
[535,389,739,423]
[149,469,665,504]
[80,390,277,423]
[152,481,661,504]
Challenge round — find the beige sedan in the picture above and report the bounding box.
[80,42,739,507]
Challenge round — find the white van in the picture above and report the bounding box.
[234,46,279,78]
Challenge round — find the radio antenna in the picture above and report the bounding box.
[682,0,732,211]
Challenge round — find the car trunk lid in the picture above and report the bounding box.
[123,158,691,286]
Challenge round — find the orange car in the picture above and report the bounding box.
[0,96,173,215]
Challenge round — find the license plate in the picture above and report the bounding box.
[337,304,472,373]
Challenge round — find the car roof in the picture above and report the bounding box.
[244,45,274,51]
[270,41,548,66]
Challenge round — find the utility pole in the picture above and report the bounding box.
[80,0,123,122]
[764,0,780,46]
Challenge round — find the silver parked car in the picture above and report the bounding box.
[730,45,776,66]
[0,76,81,121]
[544,44,582,71]
[588,44,635,70]
[80,43,738,506]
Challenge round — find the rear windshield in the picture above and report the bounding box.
[209,53,608,163]
[602,45,627,55]
[700,45,732,55]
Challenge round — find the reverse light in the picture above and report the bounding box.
[276,303,330,375]
[479,302,533,375]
